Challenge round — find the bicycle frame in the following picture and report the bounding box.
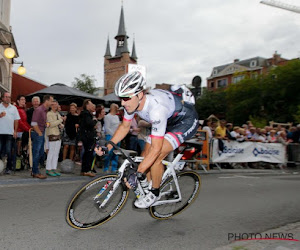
[95,150,186,209]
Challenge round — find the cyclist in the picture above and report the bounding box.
[95,71,199,208]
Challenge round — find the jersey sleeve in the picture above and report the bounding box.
[149,108,168,139]
[123,109,135,122]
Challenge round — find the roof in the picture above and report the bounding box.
[208,57,267,79]
[26,83,104,106]
[102,92,120,103]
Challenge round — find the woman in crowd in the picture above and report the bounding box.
[202,119,213,141]
[267,129,277,143]
[45,100,64,176]
[62,103,79,161]
[95,105,106,139]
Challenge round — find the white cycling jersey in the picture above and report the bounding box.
[123,89,176,139]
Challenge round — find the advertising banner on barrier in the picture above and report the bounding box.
[211,139,286,163]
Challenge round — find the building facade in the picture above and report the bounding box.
[207,52,290,90]
[104,6,138,95]
[0,0,18,94]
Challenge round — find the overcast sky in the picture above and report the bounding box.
[10,0,300,89]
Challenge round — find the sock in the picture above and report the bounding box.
[150,188,160,197]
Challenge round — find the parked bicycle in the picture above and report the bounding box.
[65,141,201,229]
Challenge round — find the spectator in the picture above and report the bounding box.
[230,126,244,141]
[242,124,251,138]
[0,92,20,174]
[31,95,54,178]
[226,123,235,140]
[277,131,289,145]
[264,126,271,136]
[292,124,300,143]
[247,127,257,141]
[95,105,105,139]
[79,99,97,177]
[137,117,151,155]
[254,128,266,142]
[238,128,248,142]
[267,129,277,143]
[127,114,139,151]
[45,100,63,176]
[26,96,40,125]
[260,128,268,141]
[104,103,120,173]
[214,119,228,140]
[202,119,213,141]
[15,95,31,156]
[62,103,79,161]
[287,126,296,142]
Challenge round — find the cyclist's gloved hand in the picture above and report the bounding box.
[124,167,137,189]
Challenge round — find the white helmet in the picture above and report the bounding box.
[114,71,146,97]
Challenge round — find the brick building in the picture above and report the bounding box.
[104,6,138,95]
[207,51,290,90]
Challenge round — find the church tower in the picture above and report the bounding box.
[104,5,138,95]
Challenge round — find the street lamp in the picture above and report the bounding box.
[1,43,16,59]
[4,47,15,59]
[14,60,26,75]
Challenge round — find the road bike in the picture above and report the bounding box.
[65,141,201,229]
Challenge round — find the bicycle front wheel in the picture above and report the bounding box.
[66,174,129,229]
[149,171,201,220]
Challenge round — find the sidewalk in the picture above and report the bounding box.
[215,221,300,250]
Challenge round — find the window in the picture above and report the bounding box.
[118,39,124,47]
[211,82,214,88]
[213,69,218,75]
[250,60,257,67]
[217,79,227,88]
[232,75,244,84]
[251,73,258,79]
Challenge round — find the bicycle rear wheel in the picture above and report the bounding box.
[66,174,129,229]
[149,171,201,220]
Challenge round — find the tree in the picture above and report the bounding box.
[196,59,300,125]
[72,74,99,94]
[195,88,227,120]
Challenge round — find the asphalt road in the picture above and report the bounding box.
[0,172,300,250]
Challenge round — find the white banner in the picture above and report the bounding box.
[211,139,286,163]
[127,64,146,79]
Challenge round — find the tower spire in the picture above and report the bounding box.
[104,36,111,57]
[115,5,129,56]
[131,37,138,60]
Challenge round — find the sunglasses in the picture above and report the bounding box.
[120,94,137,102]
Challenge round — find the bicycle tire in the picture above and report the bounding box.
[66,174,129,229]
[149,171,201,220]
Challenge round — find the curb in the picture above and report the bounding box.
[0,168,298,186]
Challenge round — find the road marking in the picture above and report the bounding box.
[218,175,260,179]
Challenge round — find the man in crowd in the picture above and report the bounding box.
[79,99,97,177]
[27,96,40,124]
[31,95,53,179]
[103,103,120,173]
[214,120,228,140]
[0,92,20,174]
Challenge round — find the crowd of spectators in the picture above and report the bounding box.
[200,119,300,144]
[0,93,150,178]
[1,90,299,177]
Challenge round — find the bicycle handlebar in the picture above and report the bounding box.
[105,141,138,169]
